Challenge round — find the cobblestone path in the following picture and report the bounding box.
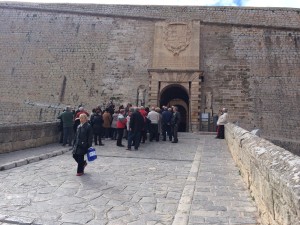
[0,134,259,225]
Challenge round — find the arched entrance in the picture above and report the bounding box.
[159,84,189,132]
[147,69,203,131]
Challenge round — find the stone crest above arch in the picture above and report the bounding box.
[152,21,200,70]
[149,20,201,131]
[163,22,192,56]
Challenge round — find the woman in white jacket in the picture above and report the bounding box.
[216,108,228,139]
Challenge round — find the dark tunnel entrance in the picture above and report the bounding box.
[159,84,189,132]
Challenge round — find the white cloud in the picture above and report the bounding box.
[0,0,300,8]
[241,0,300,8]
[0,0,243,5]
[201,0,238,6]
[0,0,236,5]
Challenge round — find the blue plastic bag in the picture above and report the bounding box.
[87,147,97,162]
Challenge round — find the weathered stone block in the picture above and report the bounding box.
[226,123,300,225]
[14,131,32,141]
[0,132,13,143]
[0,142,13,153]
[0,122,59,153]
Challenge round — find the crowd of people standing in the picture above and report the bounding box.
[58,103,181,175]
[58,103,229,176]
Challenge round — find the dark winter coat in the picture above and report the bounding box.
[129,111,145,132]
[73,122,93,155]
[171,112,181,126]
[91,113,104,135]
[161,110,172,125]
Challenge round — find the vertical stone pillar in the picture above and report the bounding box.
[190,74,201,132]
[148,72,159,107]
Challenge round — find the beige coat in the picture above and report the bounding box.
[102,112,112,128]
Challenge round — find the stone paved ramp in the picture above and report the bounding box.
[0,134,260,225]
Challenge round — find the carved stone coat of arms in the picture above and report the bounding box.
[163,23,192,56]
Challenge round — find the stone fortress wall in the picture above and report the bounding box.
[0,122,59,154]
[226,123,300,225]
[0,3,300,151]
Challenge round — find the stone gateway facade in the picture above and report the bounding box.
[1,3,300,147]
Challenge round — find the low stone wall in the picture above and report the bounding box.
[225,123,300,225]
[268,138,300,157]
[0,122,60,153]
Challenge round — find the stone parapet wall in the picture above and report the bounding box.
[267,138,300,157]
[0,102,63,125]
[225,123,300,225]
[0,122,59,153]
[1,3,300,29]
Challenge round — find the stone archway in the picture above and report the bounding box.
[147,69,203,131]
[148,21,202,131]
[159,84,189,131]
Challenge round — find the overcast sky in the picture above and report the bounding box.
[1,0,300,8]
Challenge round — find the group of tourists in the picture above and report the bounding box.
[57,103,181,176]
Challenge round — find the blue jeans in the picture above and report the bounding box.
[128,131,141,149]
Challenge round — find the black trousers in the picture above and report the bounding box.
[171,124,178,142]
[116,128,124,146]
[218,125,225,139]
[149,124,158,141]
[162,124,172,141]
[73,154,85,173]
[140,130,147,143]
[94,134,103,145]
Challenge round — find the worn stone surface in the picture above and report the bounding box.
[226,123,300,225]
[0,122,59,153]
[0,133,259,225]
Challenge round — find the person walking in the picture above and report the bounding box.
[73,106,89,135]
[73,114,93,176]
[57,106,74,147]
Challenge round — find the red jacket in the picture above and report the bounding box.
[116,114,127,128]
[140,109,147,118]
